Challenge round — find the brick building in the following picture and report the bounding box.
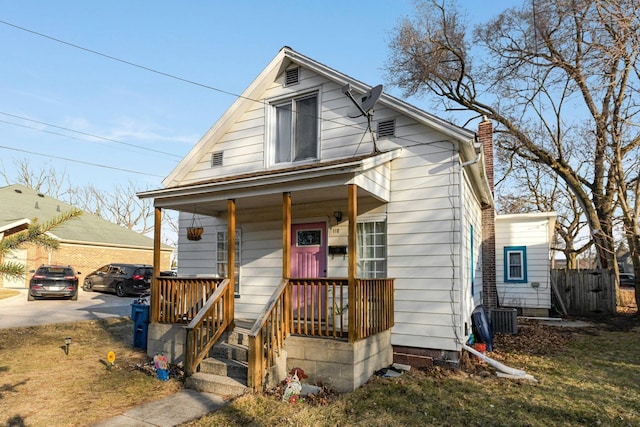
[0,184,173,288]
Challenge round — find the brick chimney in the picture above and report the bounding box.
[479,118,497,309]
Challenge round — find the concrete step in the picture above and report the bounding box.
[199,357,248,382]
[184,372,248,398]
[210,341,249,362]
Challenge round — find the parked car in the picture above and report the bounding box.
[160,269,177,277]
[620,272,636,287]
[28,265,80,301]
[83,264,153,297]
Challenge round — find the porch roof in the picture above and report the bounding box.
[138,150,401,214]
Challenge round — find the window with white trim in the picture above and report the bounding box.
[504,246,527,283]
[273,93,319,164]
[217,229,241,295]
[356,221,387,278]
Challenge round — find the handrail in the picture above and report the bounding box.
[248,278,290,391]
[184,279,231,377]
[153,276,224,323]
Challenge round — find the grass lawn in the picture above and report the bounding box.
[183,317,640,427]
[1,314,639,426]
[0,318,182,427]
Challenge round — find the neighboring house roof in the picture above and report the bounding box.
[0,184,171,250]
[158,46,491,206]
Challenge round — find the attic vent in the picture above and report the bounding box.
[211,151,224,167]
[285,67,300,86]
[377,119,395,138]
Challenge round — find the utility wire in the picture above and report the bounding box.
[0,144,165,178]
[1,19,475,160]
[0,112,182,159]
[0,20,245,101]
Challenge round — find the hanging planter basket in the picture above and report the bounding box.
[186,227,204,241]
[186,210,204,241]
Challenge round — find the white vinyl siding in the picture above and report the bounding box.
[387,131,465,352]
[496,214,554,310]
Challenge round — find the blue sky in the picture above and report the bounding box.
[0,1,522,193]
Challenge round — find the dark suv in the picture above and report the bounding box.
[83,264,153,297]
[28,265,80,301]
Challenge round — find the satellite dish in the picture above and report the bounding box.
[360,85,383,114]
[342,83,384,118]
[341,83,384,154]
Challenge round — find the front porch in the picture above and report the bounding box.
[146,275,394,391]
[144,180,396,392]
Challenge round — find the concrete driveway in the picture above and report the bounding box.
[0,287,143,329]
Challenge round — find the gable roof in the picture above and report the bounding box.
[0,184,171,250]
[162,46,485,192]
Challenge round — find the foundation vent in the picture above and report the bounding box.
[490,308,518,334]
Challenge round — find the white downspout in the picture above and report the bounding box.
[462,343,537,382]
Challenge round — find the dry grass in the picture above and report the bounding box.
[184,316,640,427]
[0,318,181,427]
[2,311,640,427]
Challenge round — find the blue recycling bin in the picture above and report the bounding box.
[131,303,150,349]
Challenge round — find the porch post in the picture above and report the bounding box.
[283,192,291,335]
[151,206,162,323]
[227,199,236,325]
[348,184,357,342]
[282,192,291,279]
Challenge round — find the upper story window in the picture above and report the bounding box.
[504,246,527,283]
[273,93,319,164]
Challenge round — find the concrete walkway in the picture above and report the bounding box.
[90,389,227,427]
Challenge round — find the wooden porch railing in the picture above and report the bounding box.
[248,279,290,391]
[248,277,394,390]
[152,276,225,323]
[184,279,231,376]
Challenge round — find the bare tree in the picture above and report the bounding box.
[1,162,176,245]
[387,0,640,304]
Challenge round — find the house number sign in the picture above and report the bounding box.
[297,229,321,246]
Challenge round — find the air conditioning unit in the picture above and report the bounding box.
[490,308,518,334]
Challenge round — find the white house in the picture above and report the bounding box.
[495,212,557,317]
[138,46,496,390]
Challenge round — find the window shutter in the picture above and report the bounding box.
[211,151,223,167]
[377,119,395,138]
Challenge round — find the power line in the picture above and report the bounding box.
[0,19,248,101]
[0,19,375,136]
[0,111,182,159]
[0,144,165,178]
[1,19,460,161]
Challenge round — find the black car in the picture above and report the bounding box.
[620,273,636,287]
[83,264,153,297]
[28,265,80,301]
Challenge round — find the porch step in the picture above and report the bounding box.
[185,322,252,397]
[200,357,248,382]
[210,342,249,363]
[184,372,247,398]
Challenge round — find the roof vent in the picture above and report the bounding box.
[285,67,300,86]
[38,193,45,197]
[211,151,224,167]
[377,119,395,138]
[14,189,22,194]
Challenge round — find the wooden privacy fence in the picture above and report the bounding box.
[551,269,616,316]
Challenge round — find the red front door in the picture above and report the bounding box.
[290,222,327,278]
